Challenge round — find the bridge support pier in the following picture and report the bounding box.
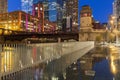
[58,37,61,43]
[0,36,4,43]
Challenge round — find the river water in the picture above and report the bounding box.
[1,44,120,80]
[66,45,120,80]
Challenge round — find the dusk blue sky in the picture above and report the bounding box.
[79,0,114,23]
[8,0,114,23]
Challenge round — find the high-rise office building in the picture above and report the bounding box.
[33,0,64,21]
[113,0,120,30]
[21,0,33,14]
[66,0,78,27]
[56,0,65,27]
[33,0,65,31]
[0,0,7,13]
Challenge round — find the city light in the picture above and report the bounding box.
[0,49,14,72]
[40,7,43,11]
[109,45,119,75]
[1,0,120,80]
[111,61,116,74]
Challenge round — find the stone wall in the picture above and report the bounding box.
[79,29,110,42]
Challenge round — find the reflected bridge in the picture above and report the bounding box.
[0,41,94,80]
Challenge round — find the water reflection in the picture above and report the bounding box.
[109,45,120,79]
[65,46,114,80]
[93,59,113,80]
[0,46,14,72]
[0,42,94,80]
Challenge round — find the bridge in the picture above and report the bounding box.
[0,41,94,80]
[0,28,113,43]
[0,31,79,43]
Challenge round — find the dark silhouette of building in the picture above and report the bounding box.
[92,22,107,30]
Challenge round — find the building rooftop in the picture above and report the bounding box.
[80,5,92,14]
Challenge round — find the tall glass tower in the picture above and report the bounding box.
[49,0,64,22]
[33,0,65,30]
[21,0,33,14]
[0,0,7,13]
[33,0,64,22]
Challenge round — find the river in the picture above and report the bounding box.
[65,45,120,80]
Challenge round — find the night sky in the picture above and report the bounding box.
[8,0,114,23]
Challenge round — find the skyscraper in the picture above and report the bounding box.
[21,0,33,14]
[56,0,65,27]
[33,0,65,31]
[113,0,120,30]
[0,0,7,13]
[33,0,64,22]
[66,0,78,27]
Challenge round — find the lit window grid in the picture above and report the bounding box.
[0,11,41,32]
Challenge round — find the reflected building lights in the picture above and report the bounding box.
[40,55,42,60]
[51,76,59,80]
[111,61,116,74]
[31,58,34,64]
[4,64,7,72]
[46,60,49,64]
[19,60,23,68]
[0,48,14,72]
[109,46,118,75]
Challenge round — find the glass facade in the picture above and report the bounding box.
[21,0,33,14]
[33,0,64,22]
[32,0,65,30]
